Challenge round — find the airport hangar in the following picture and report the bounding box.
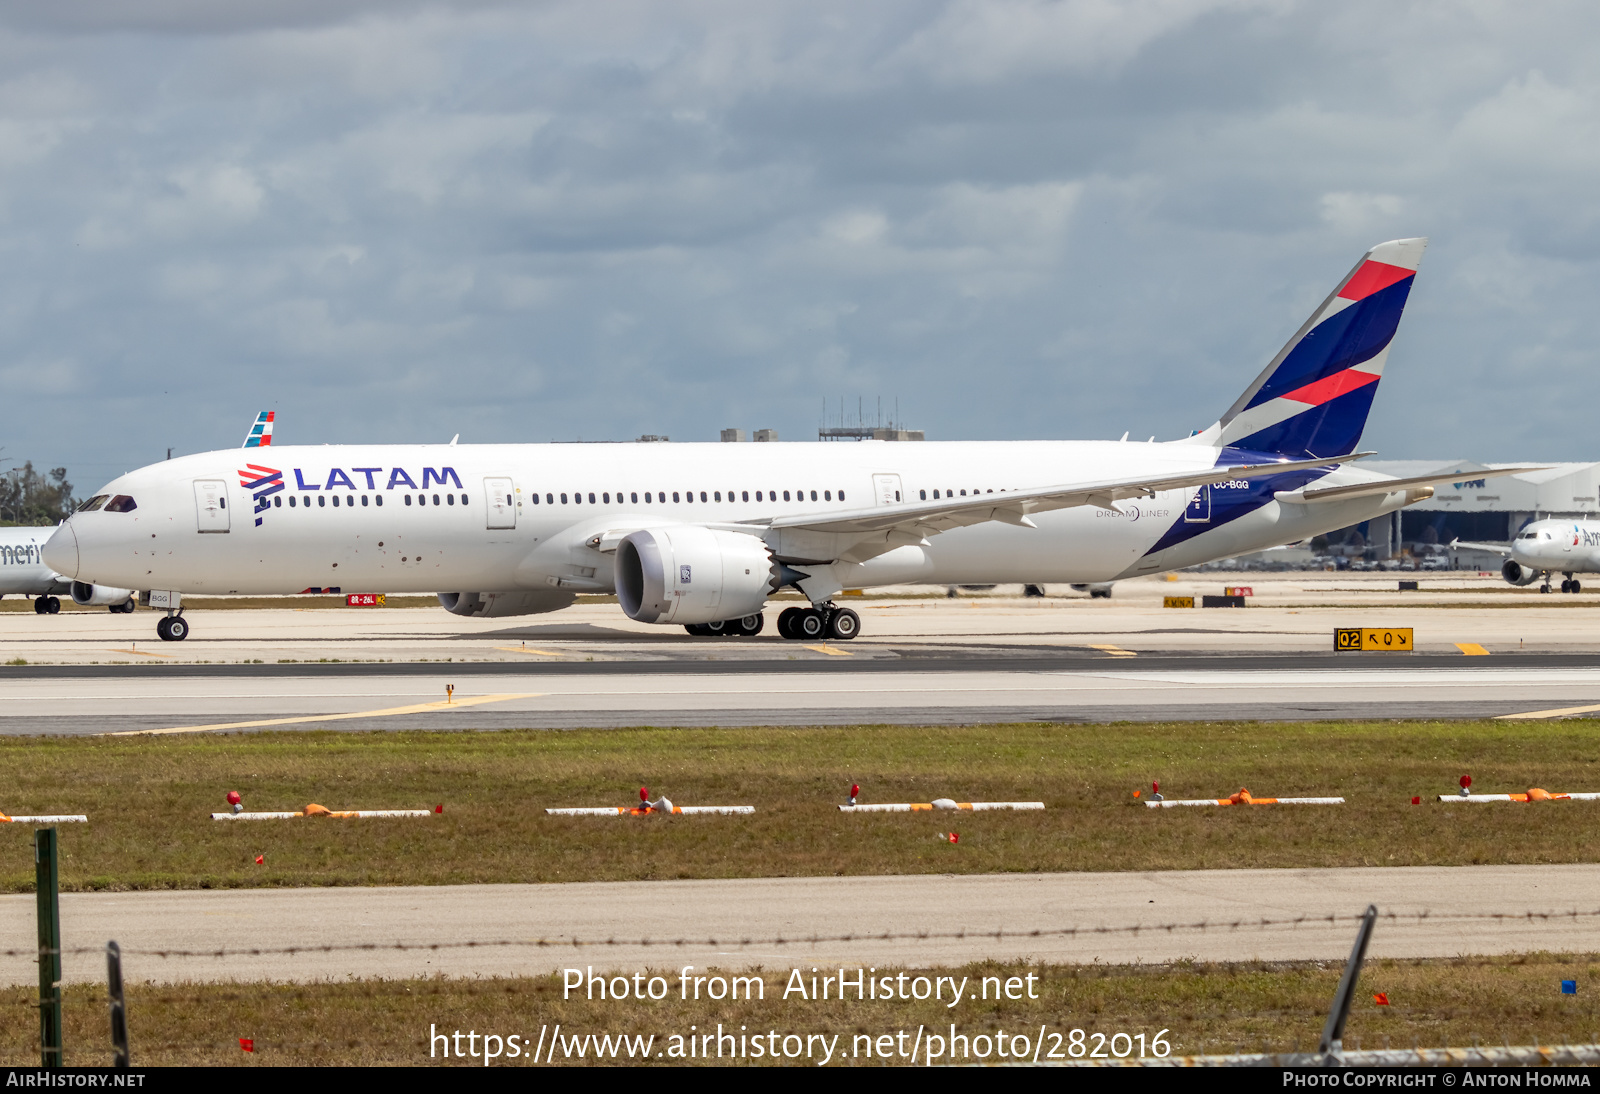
[1302,460,1600,564]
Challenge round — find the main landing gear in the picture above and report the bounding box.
[156,612,189,641]
[1560,574,1584,594]
[777,603,859,641]
[684,613,765,638]
[33,596,60,615]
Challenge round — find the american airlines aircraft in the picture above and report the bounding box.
[0,525,135,613]
[1456,521,1600,593]
[42,237,1532,643]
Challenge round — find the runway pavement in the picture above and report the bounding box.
[4,865,1598,985]
[4,659,1600,733]
[4,577,1600,730]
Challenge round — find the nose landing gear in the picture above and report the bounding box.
[156,612,189,641]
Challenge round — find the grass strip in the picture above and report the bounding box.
[0,720,1599,891]
[5,954,1599,1066]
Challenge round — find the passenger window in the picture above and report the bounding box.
[603,493,610,504]
[810,490,818,501]
[920,489,927,500]
[755,491,763,501]
[376,495,383,507]
[332,495,341,507]
[960,489,966,496]
[645,492,652,503]
[447,494,455,506]
[545,493,553,504]
[462,494,469,504]
[290,496,297,507]
[698,491,706,502]
[714,491,721,502]
[824,490,831,501]
[561,493,568,504]
[531,493,539,505]
[673,492,681,503]
[361,495,369,507]
[318,496,327,507]
[839,490,844,501]
[586,493,594,504]
[783,490,790,501]
[403,495,410,506]
[742,491,749,502]
[274,496,282,507]
[631,492,638,503]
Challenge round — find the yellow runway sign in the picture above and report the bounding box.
[1335,627,1413,652]
[1163,596,1194,608]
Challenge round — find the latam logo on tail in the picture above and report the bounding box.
[238,464,285,526]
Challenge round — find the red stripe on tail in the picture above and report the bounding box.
[1280,366,1380,407]
[1338,260,1413,302]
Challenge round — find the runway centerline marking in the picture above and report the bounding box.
[1456,643,1490,656]
[1496,703,1600,721]
[802,645,853,657]
[112,693,544,736]
[1087,644,1137,658]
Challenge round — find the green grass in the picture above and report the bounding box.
[8,954,1600,1066]
[2,720,1600,892]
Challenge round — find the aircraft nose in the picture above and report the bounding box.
[43,521,78,577]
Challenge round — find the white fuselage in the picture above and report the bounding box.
[1505,520,1600,577]
[48,439,1415,610]
[0,526,68,596]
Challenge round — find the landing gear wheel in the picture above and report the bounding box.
[166,616,189,641]
[736,613,764,637]
[1562,580,1573,593]
[156,616,172,640]
[1541,583,1553,594]
[703,620,729,636]
[828,607,860,640]
[684,623,709,636]
[45,596,59,614]
[34,597,47,615]
[777,606,805,639]
[795,609,826,641]
[1575,580,1584,594]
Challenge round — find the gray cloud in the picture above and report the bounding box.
[1,0,1598,488]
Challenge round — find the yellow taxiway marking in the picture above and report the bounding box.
[495,646,566,657]
[803,644,853,656]
[1088,644,1138,658]
[1497,703,1600,721]
[1456,643,1490,656]
[108,648,173,659]
[115,693,543,736]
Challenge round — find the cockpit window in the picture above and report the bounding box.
[77,495,109,512]
[104,495,137,513]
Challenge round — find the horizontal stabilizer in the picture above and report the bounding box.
[1278,466,1550,505]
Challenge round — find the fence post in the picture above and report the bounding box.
[1318,903,1378,1065]
[107,941,128,1068]
[35,826,62,1068]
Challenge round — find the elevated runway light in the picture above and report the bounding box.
[446,684,454,704]
[640,786,649,804]
[850,783,859,806]
[1460,774,1472,798]
[1151,781,1163,803]
[227,790,242,814]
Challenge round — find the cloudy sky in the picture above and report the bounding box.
[2,1,1598,488]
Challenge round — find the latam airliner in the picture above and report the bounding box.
[44,237,1525,642]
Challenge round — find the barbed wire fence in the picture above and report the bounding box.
[7,901,1600,1066]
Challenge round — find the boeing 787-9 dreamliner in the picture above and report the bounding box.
[43,237,1533,642]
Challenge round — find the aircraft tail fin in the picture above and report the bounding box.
[1189,238,1426,459]
[243,411,275,448]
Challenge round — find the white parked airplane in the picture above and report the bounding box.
[42,237,1536,642]
[0,524,135,613]
[1454,520,1600,593]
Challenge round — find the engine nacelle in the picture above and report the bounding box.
[438,590,576,618]
[616,527,778,625]
[1502,560,1542,586]
[71,581,135,607]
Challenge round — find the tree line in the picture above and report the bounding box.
[0,462,75,525]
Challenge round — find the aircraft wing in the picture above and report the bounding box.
[1279,466,1550,505]
[752,452,1368,538]
[1449,538,1512,557]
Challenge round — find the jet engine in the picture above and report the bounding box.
[71,581,136,612]
[616,527,778,625]
[438,590,577,618]
[1502,560,1542,586]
